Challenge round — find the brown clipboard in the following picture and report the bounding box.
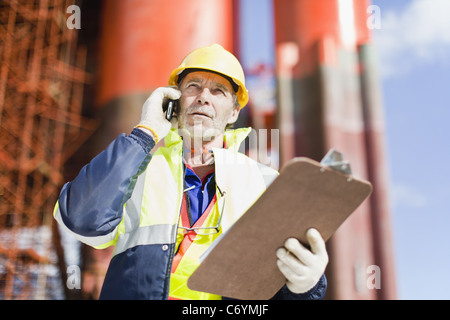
[187,156,373,300]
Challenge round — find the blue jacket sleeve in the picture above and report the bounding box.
[56,128,155,238]
[270,274,327,300]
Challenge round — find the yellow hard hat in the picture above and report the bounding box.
[168,44,249,108]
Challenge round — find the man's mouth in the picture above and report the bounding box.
[188,110,213,118]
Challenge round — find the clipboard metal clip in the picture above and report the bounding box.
[320,149,352,176]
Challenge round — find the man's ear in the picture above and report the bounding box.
[227,107,240,124]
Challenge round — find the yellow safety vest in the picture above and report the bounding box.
[164,128,277,300]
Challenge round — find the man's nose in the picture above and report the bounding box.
[197,88,211,105]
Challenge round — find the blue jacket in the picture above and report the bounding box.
[54,128,327,299]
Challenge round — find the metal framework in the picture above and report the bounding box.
[0,0,96,299]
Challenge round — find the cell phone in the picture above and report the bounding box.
[164,99,178,121]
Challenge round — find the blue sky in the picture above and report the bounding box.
[240,0,450,299]
[372,0,450,300]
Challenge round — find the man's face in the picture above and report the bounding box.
[177,71,240,139]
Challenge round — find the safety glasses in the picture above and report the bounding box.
[177,185,226,236]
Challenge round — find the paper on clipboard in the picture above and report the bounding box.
[187,152,373,300]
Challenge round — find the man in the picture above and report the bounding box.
[54,44,328,300]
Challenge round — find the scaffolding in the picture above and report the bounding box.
[0,0,96,299]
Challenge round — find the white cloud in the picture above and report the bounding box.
[390,183,428,209]
[373,0,450,78]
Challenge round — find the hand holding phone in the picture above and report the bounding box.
[138,87,181,142]
[164,99,178,121]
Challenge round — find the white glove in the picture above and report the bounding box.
[137,86,181,143]
[276,228,329,294]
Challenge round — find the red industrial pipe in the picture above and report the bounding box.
[96,0,235,107]
[274,0,396,299]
